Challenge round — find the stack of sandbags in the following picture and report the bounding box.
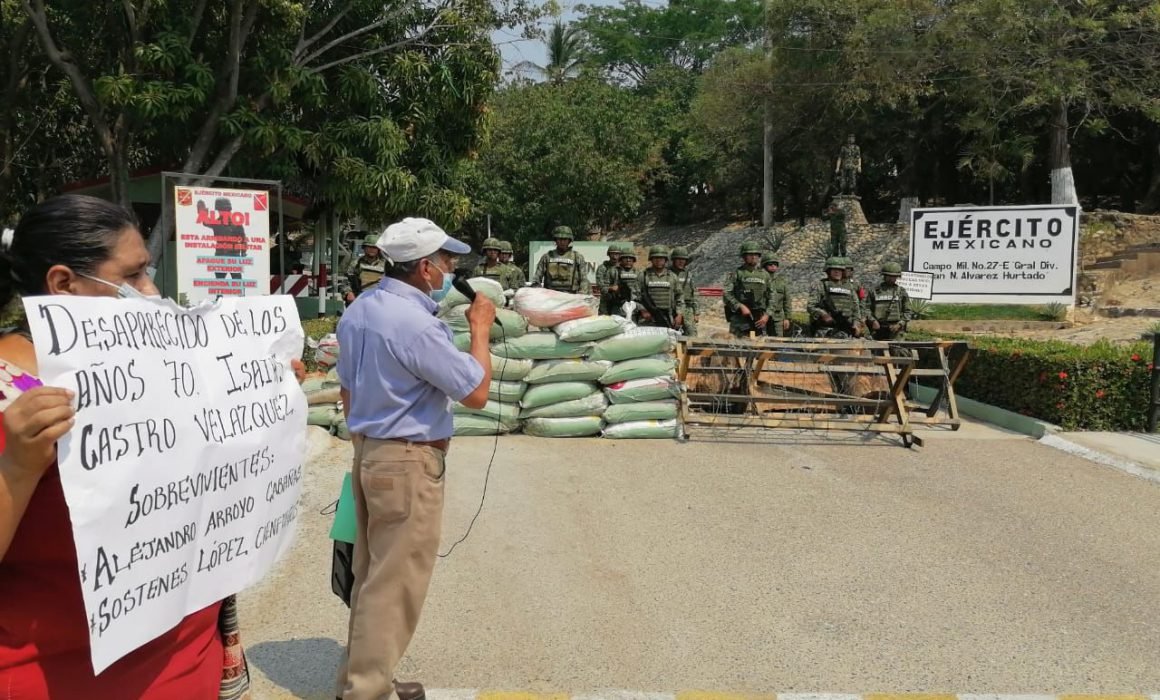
[453,355,533,436]
[590,327,683,439]
[441,278,528,349]
[304,370,354,440]
[512,287,598,328]
[498,331,605,437]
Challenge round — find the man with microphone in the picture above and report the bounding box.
[334,217,495,700]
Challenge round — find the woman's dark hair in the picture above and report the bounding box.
[0,194,139,308]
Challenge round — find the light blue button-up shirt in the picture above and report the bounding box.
[336,277,484,441]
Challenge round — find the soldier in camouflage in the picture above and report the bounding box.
[669,246,698,337]
[808,257,865,338]
[835,134,862,195]
[605,244,638,317]
[761,252,793,337]
[866,262,911,341]
[638,246,685,329]
[595,243,622,315]
[498,240,526,289]
[534,225,590,294]
[822,203,848,257]
[724,241,774,337]
[842,258,867,302]
[471,237,516,290]
[341,233,387,304]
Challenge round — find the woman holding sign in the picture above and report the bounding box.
[0,195,280,699]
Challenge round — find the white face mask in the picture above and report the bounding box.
[79,273,157,299]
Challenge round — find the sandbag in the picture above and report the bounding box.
[603,400,679,424]
[513,288,597,328]
[605,376,681,404]
[599,355,676,385]
[587,327,679,362]
[325,368,339,383]
[314,333,340,368]
[441,305,528,340]
[453,332,471,352]
[438,277,505,310]
[523,416,603,438]
[519,392,608,419]
[331,415,352,440]
[308,404,339,427]
[524,359,612,385]
[602,419,681,439]
[307,385,342,406]
[553,315,631,343]
[454,414,518,436]
[452,399,521,424]
[520,381,600,409]
[491,354,535,381]
[302,377,328,394]
[488,380,527,403]
[492,332,591,360]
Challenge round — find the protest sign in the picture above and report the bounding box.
[175,186,271,303]
[23,294,307,674]
[898,271,934,301]
[909,204,1079,304]
[527,241,633,287]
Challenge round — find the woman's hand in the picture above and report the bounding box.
[1,387,75,482]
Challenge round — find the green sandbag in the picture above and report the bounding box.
[452,399,521,424]
[442,306,528,340]
[326,367,339,382]
[524,359,612,385]
[598,355,676,384]
[553,315,629,342]
[587,327,678,362]
[602,418,681,439]
[438,277,505,310]
[605,376,681,404]
[331,416,352,440]
[523,416,603,438]
[519,392,607,419]
[603,400,678,424]
[520,381,600,409]
[491,354,534,381]
[492,332,591,360]
[488,380,526,403]
[302,378,328,394]
[453,332,471,351]
[454,414,518,436]
[308,404,339,427]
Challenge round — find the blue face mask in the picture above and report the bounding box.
[430,271,455,302]
[79,273,156,299]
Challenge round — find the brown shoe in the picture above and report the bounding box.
[394,679,426,700]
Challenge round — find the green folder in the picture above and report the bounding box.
[329,472,357,544]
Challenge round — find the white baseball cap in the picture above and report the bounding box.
[374,217,471,262]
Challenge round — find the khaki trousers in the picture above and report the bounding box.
[335,436,446,700]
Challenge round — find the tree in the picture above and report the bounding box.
[512,19,586,84]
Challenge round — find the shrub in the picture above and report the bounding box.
[918,333,1154,431]
[1042,302,1069,322]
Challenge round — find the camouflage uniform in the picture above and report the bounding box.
[638,246,685,329]
[605,249,639,317]
[836,134,862,195]
[822,205,848,257]
[866,262,911,341]
[808,256,864,338]
[670,246,698,337]
[472,237,517,290]
[498,240,526,289]
[723,241,775,337]
[340,233,387,299]
[596,243,623,315]
[534,226,590,294]
[762,252,792,337]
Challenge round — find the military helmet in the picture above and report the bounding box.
[739,241,762,256]
[843,258,855,270]
[619,246,638,260]
[762,252,779,266]
[648,245,670,259]
[481,237,502,252]
[824,256,845,270]
[671,246,690,260]
[362,233,379,247]
[552,225,574,240]
[881,262,903,276]
[498,240,514,254]
[606,244,621,257]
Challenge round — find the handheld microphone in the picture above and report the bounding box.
[452,269,477,302]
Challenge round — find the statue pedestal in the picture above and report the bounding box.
[831,195,867,225]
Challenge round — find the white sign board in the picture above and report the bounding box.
[175,186,271,303]
[898,271,934,301]
[909,205,1079,304]
[24,295,307,673]
[527,240,632,287]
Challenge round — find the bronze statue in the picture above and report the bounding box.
[835,134,862,195]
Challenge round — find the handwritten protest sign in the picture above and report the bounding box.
[23,294,307,674]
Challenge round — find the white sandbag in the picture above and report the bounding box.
[492,332,591,360]
[553,315,631,342]
[523,416,604,438]
[488,380,527,403]
[520,381,600,409]
[602,419,681,439]
[524,359,612,385]
[452,399,521,424]
[587,327,679,362]
[513,287,597,328]
[519,392,608,420]
[491,354,535,381]
[438,277,505,310]
[454,414,518,436]
[314,333,340,367]
[604,376,681,404]
[603,400,679,424]
[599,355,676,384]
[441,305,528,340]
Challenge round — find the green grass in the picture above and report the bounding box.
[301,316,339,372]
[922,304,1059,321]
